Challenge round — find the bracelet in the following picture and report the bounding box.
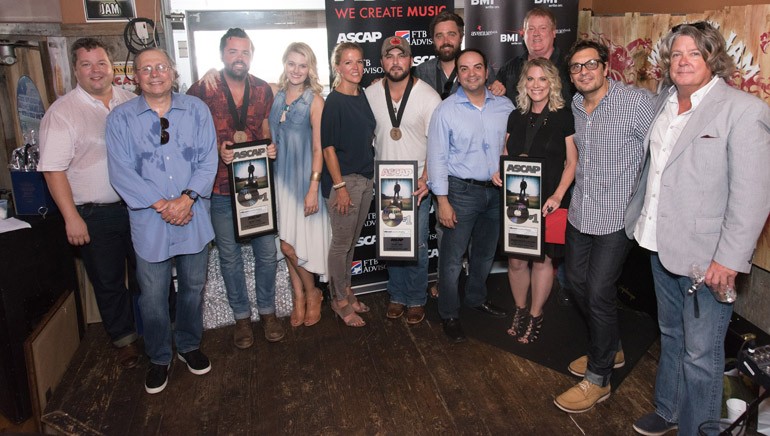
[332,181,347,190]
[310,171,321,182]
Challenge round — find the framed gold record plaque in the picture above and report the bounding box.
[375,160,418,261]
[500,156,544,258]
[227,139,277,240]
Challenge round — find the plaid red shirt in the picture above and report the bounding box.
[187,73,273,195]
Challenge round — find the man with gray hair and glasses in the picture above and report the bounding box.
[107,48,218,394]
[626,22,770,436]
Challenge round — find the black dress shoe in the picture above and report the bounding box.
[470,301,508,318]
[442,318,466,343]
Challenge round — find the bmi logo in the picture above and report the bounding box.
[351,260,363,275]
[395,30,410,43]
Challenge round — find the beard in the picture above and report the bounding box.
[435,44,460,62]
[224,62,249,80]
[385,68,409,82]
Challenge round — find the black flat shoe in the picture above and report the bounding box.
[470,301,507,318]
[442,318,466,343]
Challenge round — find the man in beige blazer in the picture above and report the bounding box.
[625,22,770,436]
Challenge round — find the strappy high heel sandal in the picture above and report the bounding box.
[290,289,306,327]
[345,287,370,313]
[507,306,529,338]
[304,288,323,327]
[517,314,543,344]
[331,298,366,327]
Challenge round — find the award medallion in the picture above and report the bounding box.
[390,128,402,141]
[233,131,248,143]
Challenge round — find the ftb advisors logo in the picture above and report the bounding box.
[395,30,432,46]
[351,260,363,275]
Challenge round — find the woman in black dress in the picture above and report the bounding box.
[497,58,577,343]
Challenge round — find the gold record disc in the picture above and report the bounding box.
[390,127,402,141]
[233,131,248,143]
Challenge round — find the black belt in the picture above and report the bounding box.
[78,200,126,208]
[452,176,496,188]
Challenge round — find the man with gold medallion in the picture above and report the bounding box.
[365,36,441,324]
[187,28,284,349]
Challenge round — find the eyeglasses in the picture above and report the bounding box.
[137,64,171,76]
[160,117,170,145]
[568,59,603,74]
[671,21,710,33]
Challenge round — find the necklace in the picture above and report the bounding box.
[280,104,290,123]
[527,111,548,127]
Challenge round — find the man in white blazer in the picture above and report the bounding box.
[625,22,770,436]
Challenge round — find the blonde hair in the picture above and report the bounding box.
[658,22,734,82]
[330,42,363,89]
[515,58,565,114]
[278,42,323,95]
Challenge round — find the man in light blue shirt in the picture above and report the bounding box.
[427,49,514,343]
[106,48,218,394]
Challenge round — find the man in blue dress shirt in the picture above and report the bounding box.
[106,48,218,394]
[427,49,514,343]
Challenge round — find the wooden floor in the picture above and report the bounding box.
[41,290,660,435]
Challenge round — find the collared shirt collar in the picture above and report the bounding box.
[573,78,619,110]
[667,75,720,112]
[134,92,186,115]
[453,86,497,106]
[74,83,124,108]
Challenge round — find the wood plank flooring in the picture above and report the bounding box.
[42,290,659,435]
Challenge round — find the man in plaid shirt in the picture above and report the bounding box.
[554,39,655,413]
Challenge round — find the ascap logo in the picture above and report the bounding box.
[337,32,382,44]
[356,235,377,247]
[413,55,435,66]
[233,149,265,159]
[380,168,413,177]
[506,164,541,174]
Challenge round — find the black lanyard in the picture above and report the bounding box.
[220,71,250,131]
[436,66,457,100]
[384,77,414,130]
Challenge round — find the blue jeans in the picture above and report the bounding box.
[565,224,630,387]
[211,194,277,318]
[437,177,500,319]
[77,202,138,347]
[326,174,373,300]
[387,195,431,307]
[135,248,209,365]
[650,254,732,436]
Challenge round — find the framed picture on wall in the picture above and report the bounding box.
[375,160,418,261]
[227,139,276,240]
[499,156,544,259]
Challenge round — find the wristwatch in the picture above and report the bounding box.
[181,189,199,202]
